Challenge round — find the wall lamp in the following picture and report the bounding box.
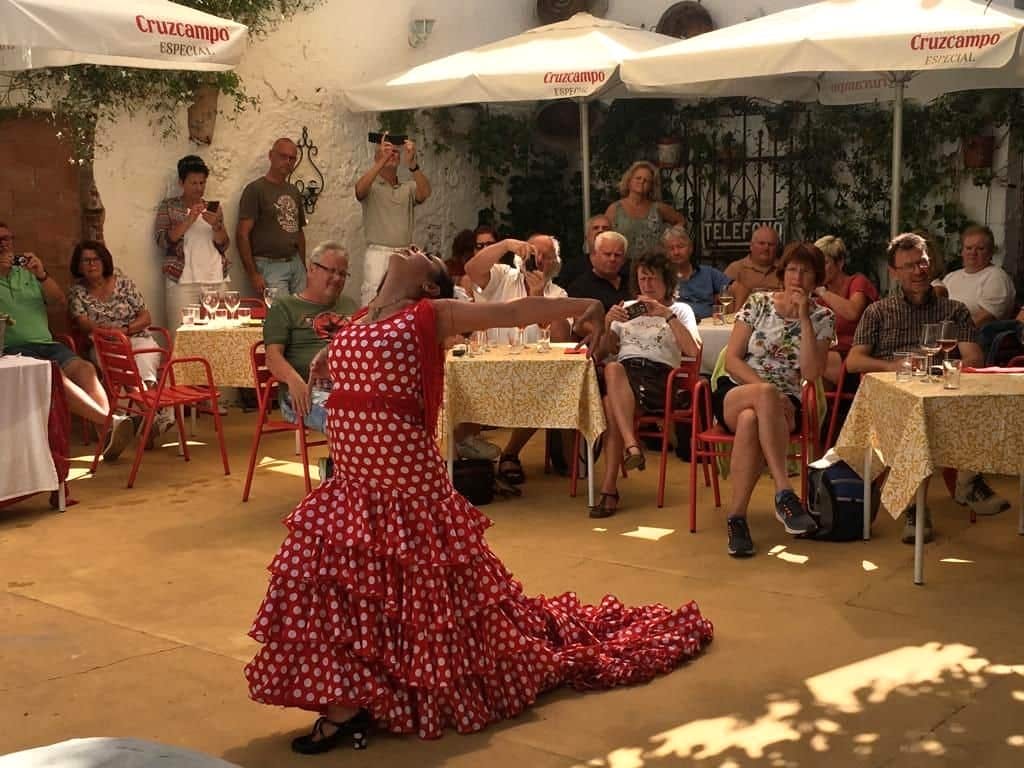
[408,19,435,48]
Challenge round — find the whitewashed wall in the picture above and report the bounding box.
[92,0,1016,325]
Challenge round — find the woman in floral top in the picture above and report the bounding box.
[69,241,175,437]
[713,242,835,558]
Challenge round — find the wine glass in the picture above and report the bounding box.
[937,320,957,367]
[223,290,240,319]
[718,288,734,319]
[263,286,277,309]
[919,323,941,383]
[201,287,221,320]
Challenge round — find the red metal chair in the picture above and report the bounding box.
[824,358,860,449]
[633,356,704,508]
[90,328,229,488]
[241,340,327,501]
[53,332,97,445]
[239,297,267,319]
[689,378,818,533]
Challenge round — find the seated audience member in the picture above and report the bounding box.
[590,251,701,518]
[714,242,835,557]
[935,225,1016,353]
[559,213,612,289]
[68,240,174,439]
[724,225,781,308]
[0,223,133,459]
[465,233,569,485]
[446,228,474,280]
[264,242,357,435]
[812,235,879,386]
[155,154,230,327]
[662,224,731,321]
[846,232,1009,543]
[567,230,631,312]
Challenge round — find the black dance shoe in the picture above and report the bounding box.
[290,710,372,754]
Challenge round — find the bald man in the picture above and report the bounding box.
[724,225,782,308]
[238,137,308,296]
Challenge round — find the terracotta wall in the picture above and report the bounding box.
[0,114,82,334]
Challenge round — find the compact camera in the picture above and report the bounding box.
[368,132,408,145]
[12,253,28,267]
[624,301,649,320]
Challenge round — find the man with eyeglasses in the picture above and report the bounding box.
[264,242,357,439]
[0,222,134,460]
[847,231,1008,542]
[238,137,308,298]
[355,134,431,306]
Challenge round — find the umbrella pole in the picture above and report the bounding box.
[890,78,905,239]
[579,99,591,235]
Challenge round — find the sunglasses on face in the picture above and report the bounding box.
[474,240,497,250]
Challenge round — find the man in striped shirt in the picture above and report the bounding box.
[847,232,1009,542]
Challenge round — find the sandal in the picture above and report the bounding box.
[291,710,372,754]
[589,491,620,519]
[623,444,646,472]
[498,454,526,485]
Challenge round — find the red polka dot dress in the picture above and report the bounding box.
[245,301,713,739]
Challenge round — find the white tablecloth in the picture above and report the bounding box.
[0,355,58,502]
[696,319,734,374]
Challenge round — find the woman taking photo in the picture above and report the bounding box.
[590,251,701,518]
[604,161,685,261]
[713,242,835,557]
[155,154,230,325]
[245,247,713,752]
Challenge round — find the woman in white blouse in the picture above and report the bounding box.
[591,251,702,518]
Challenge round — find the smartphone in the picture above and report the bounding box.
[624,301,649,320]
[12,253,27,267]
[205,200,220,213]
[367,131,408,145]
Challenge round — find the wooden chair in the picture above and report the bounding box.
[689,378,818,533]
[90,328,229,488]
[241,340,327,501]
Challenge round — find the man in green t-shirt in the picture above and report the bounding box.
[264,241,357,434]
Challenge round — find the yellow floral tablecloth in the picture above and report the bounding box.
[444,344,606,445]
[834,372,1024,517]
[173,323,264,387]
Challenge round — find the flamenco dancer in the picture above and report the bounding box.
[245,244,713,753]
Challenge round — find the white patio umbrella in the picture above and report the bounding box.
[620,0,1024,237]
[0,0,248,72]
[343,12,680,232]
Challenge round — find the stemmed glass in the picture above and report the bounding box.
[263,286,277,309]
[223,290,240,319]
[919,323,942,383]
[936,320,957,368]
[718,288,734,319]
[201,287,221,321]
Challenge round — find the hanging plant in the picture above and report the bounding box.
[0,0,324,161]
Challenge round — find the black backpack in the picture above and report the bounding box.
[805,460,880,541]
[453,459,495,506]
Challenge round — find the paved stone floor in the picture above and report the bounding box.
[2,417,1023,767]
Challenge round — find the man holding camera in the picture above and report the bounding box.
[465,234,571,486]
[237,137,307,297]
[354,133,431,306]
[0,222,133,460]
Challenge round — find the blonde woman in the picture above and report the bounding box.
[605,161,685,261]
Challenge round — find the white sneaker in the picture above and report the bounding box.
[103,415,134,461]
[457,435,501,461]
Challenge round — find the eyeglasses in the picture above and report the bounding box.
[784,265,814,275]
[895,259,930,272]
[312,261,350,279]
[80,256,103,264]
[474,240,497,250]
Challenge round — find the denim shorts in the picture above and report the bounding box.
[279,386,330,434]
[5,341,79,369]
